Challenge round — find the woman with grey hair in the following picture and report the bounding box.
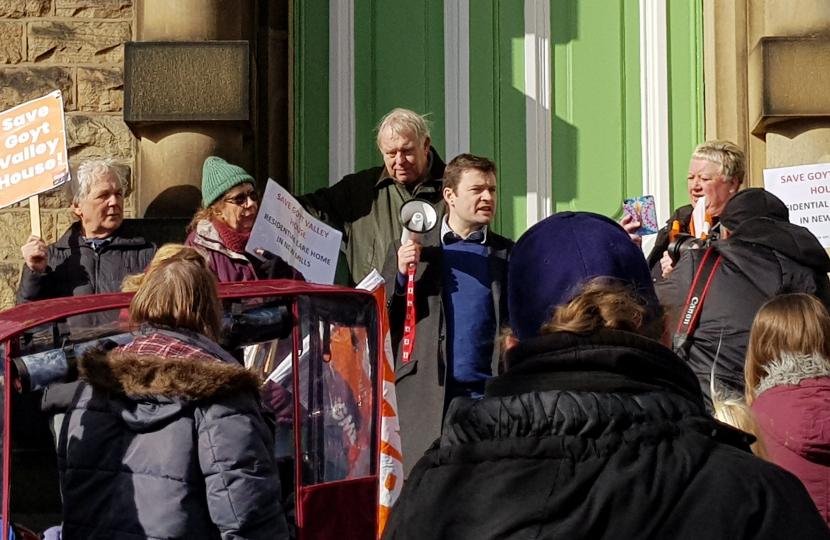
[16,158,158,537]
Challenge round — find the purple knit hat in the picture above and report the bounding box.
[508,212,660,340]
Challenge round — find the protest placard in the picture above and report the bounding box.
[0,91,70,227]
[246,179,343,284]
[764,162,830,248]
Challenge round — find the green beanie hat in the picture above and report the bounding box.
[201,156,255,207]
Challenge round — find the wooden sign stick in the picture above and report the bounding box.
[29,194,41,238]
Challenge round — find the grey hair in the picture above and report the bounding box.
[70,159,127,204]
[376,108,431,149]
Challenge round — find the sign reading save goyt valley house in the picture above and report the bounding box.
[0,91,70,210]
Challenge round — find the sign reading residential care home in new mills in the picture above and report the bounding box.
[246,179,343,284]
[764,162,830,248]
[0,90,70,209]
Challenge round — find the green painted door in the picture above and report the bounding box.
[353,0,446,172]
[468,1,527,239]
[292,0,704,232]
[293,0,329,195]
[551,0,642,218]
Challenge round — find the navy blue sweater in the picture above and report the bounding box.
[442,240,495,395]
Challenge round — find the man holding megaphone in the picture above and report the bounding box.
[298,109,446,285]
[382,154,513,475]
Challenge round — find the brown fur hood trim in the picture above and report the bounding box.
[78,348,263,400]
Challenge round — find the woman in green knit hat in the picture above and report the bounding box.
[186,156,302,282]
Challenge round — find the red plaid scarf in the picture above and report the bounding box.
[119,333,219,362]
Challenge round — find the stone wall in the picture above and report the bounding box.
[0,0,135,309]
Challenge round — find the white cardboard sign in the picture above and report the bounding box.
[764,162,830,248]
[246,179,342,284]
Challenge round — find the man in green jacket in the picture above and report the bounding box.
[298,108,446,284]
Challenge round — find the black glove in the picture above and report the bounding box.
[258,249,305,281]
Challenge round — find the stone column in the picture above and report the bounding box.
[703,0,770,186]
[130,0,252,217]
[753,0,830,170]
[0,0,135,308]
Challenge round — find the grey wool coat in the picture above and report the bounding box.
[382,225,513,475]
[58,346,290,540]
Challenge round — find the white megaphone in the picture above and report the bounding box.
[400,199,438,245]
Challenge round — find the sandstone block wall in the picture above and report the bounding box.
[0,0,135,309]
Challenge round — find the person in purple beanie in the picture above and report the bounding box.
[381,211,830,540]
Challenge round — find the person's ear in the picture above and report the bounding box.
[443,186,454,206]
[423,136,431,152]
[71,203,82,219]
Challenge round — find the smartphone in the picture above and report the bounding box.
[622,195,659,235]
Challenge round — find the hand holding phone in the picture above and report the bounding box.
[622,195,658,236]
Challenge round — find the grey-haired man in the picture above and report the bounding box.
[18,159,156,306]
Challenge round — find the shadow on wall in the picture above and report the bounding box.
[119,217,191,245]
[552,0,579,45]
[144,185,203,219]
[552,116,578,207]
[551,0,580,210]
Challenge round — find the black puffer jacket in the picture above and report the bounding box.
[59,331,290,540]
[382,330,830,540]
[657,217,830,404]
[17,221,156,329]
[18,221,156,302]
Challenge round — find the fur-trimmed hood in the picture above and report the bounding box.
[78,348,263,431]
[79,347,261,401]
[755,353,830,397]
[752,353,830,462]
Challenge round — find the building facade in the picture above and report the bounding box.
[295,0,704,241]
[0,0,825,308]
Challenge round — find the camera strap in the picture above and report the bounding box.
[674,247,722,351]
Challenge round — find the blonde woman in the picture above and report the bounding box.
[120,243,204,292]
[747,293,830,525]
[712,399,769,460]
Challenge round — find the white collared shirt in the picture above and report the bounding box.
[440,215,488,245]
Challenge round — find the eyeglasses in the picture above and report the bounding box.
[223,191,259,206]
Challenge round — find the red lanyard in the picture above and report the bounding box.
[401,265,417,362]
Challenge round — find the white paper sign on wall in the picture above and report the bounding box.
[764,162,830,248]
